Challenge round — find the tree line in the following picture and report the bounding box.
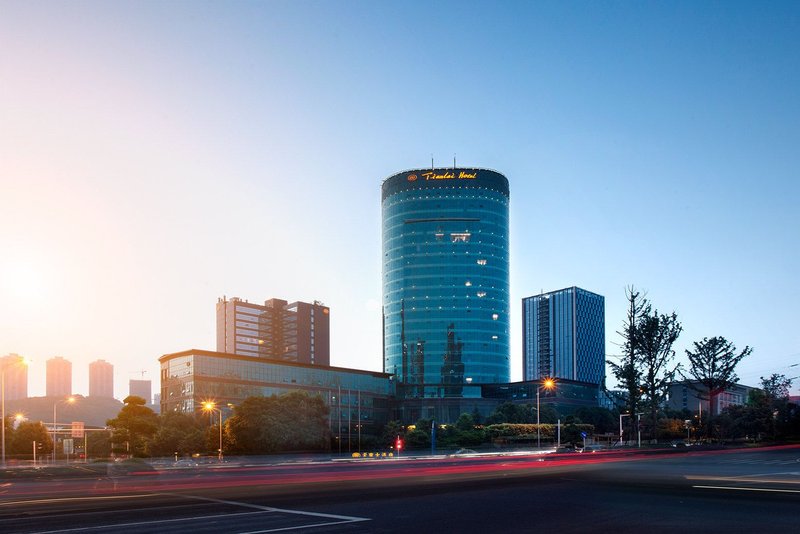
[609,285,799,443]
[2,391,333,460]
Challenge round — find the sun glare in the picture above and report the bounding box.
[0,260,47,301]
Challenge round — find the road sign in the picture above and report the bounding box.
[71,421,85,438]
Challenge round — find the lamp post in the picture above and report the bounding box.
[636,412,643,448]
[52,396,76,463]
[2,356,29,466]
[619,413,631,446]
[537,378,555,450]
[202,401,223,461]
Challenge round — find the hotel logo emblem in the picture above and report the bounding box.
[407,174,417,182]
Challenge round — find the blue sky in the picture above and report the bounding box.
[1,1,798,398]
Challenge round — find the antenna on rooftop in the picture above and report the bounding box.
[454,154,456,168]
[431,154,434,169]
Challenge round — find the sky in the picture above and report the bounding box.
[1,1,798,400]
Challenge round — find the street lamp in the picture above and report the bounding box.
[202,401,223,461]
[636,412,643,448]
[537,378,556,449]
[619,413,629,445]
[2,356,29,466]
[53,396,76,463]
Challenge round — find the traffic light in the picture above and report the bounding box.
[395,436,403,450]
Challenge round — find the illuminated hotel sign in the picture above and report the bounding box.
[410,171,478,182]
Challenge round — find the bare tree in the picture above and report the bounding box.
[681,336,752,439]
[637,310,682,441]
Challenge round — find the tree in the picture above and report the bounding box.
[608,286,650,441]
[636,309,682,441]
[9,421,52,456]
[681,337,752,439]
[485,402,558,425]
[106,395,158,457]
[573,407,617,434]
[380,420,405,449]
[147,412,205,457]
[761,373,793,402]
[225,392,330,454]
[272,391,330,451]
[87,430,112,458]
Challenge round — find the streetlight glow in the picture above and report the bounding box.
[537,378,556,450]
[202,401,224,461]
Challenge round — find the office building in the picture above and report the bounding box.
[382,168,511,398]
[129,379,152,404]
[216,297,330,366]
[159,349,394,443]
[46,356,72,397]
[666,380,757,416]
[1,353,28,400]
[522,287,605,385]
[88,359,114,398]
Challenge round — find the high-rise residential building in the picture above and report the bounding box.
[129,379,152,404]
[382,168,510,398]
[216,297,330,366]
[46,356,72,397]
[1,353,28,400]
[522,287,605,385]
[88,359,114,398]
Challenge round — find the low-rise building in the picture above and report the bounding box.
[159,349,394,443]
[666,380,758,416]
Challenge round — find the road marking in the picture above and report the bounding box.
[693,485,800,494]
[238,520,369,533]
[27,511,271,533]
[686,475,800,485]
[174,493,370,522]
[0,493,158,507]
[23,494,370,533]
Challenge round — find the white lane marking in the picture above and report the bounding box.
[238,520,368,533]
[5,492,370,533]
[686,474,800,485]
[27,511,270,533]
[174,493,370,522]
[0,494,159,507]
[693,485,800,494]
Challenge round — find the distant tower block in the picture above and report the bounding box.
[46,356,72,397]
[89,359,114,398]
[129,379,152,404]
[1,354,28,400]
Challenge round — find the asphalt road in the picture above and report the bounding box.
[1,445,798,533]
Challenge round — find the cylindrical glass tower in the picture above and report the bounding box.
[382,168,510,398]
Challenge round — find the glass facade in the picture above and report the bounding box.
[482,379,602,414]
[159,349,395,435]
[382,168,510,398]
[522,287,605,385]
